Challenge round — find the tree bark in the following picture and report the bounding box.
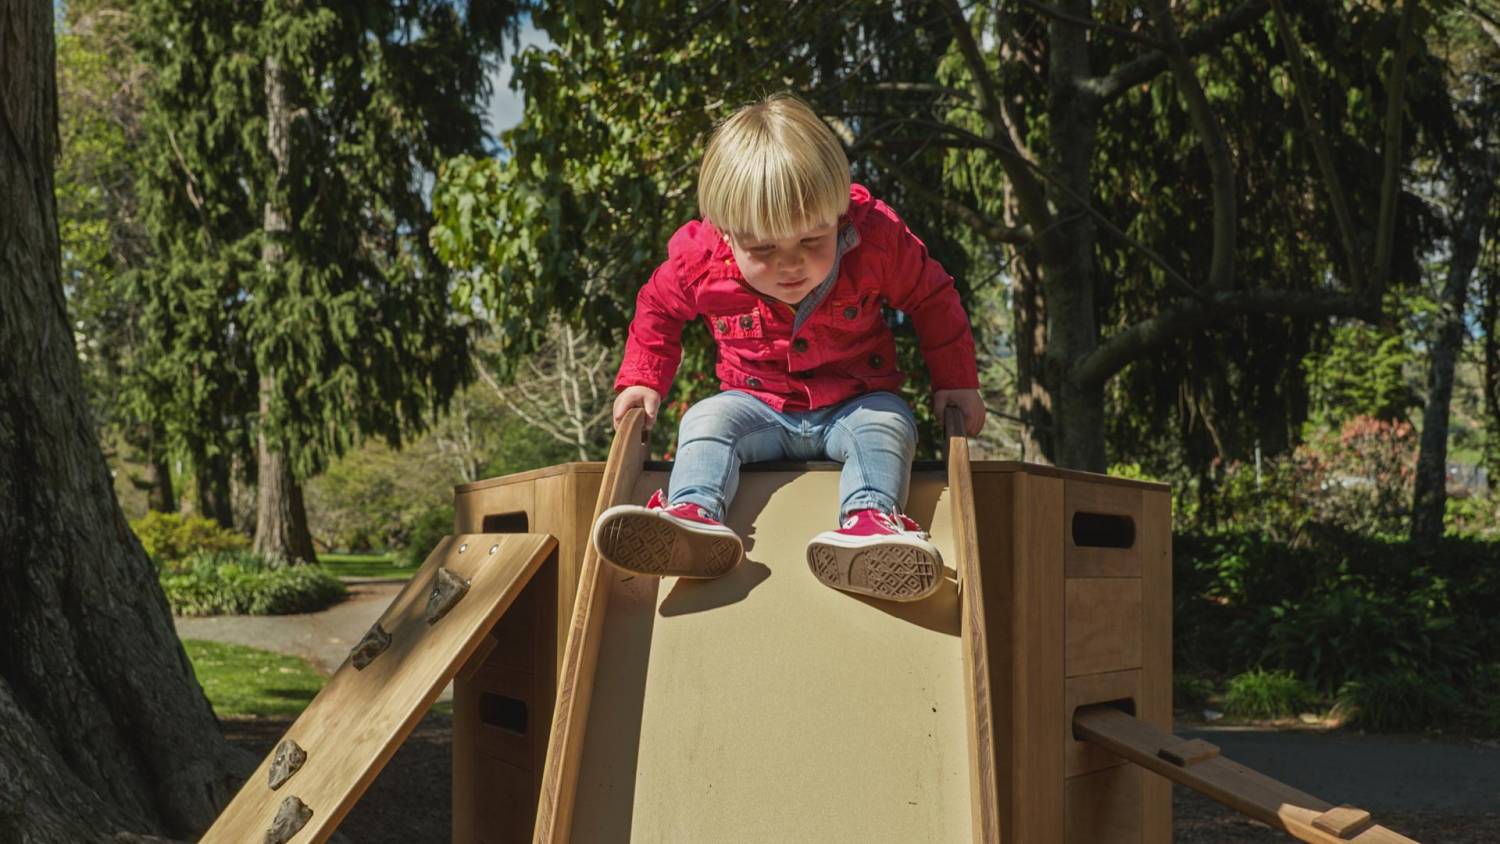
[253,52,318,563]
[1,3,248,839]
[1412,174,1495,543]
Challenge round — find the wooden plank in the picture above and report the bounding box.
[1064,669,1141,778]
[453,479,536,535]
[534,472,573,682]
[1314,806,1375,838]
[1073,707,1421,844]
[1160,739,1220,767]
[945,408,1002,844]
[973,472,1018,841]
[1064,481,1142,578]
[1011,472,1066,843]
[202,533,555,844]
[1138,488,1173,842]
[532,410,651,843]
[1065,578,1143,677]
[1065,764,1143,844]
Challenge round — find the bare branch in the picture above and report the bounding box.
[1269,0,1368,291]
[1088,1,1269,102]
[937,0,1052,230]
[867,82,974,99]
[1073,288,1380,387]
[1145,0,1236,291]
[1013,0,1166,49]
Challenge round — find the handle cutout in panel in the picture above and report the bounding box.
[482,512,530,533]
[480,693,529,736]
[1072,512,1135,549]
[1071,698,1136,741]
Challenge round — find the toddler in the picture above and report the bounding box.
[592,93,984,602]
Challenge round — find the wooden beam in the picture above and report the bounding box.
[1073,706,1420,843]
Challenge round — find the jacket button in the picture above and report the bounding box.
[868,354,884,369]
[792,338,808,353]
[843,306,859,320]
[739,314,755,330]
[716,319,728,333]
[747,377,762,389]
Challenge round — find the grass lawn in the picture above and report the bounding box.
[319,551,419,580]
[185,638,454,719]
[185,639,325,718]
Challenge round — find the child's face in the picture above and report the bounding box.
[724,220,839,305]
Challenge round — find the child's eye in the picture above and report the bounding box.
[750,246,775,255]
[800,238,823,247]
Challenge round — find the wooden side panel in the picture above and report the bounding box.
[1139,489,1174,842]
[1010,472,1066,844]
[1065,578,1143,677]
[1065,764,1144,844]
[455,480,536,534]
[1064,482,1142,578]
[973,472,1016,842]
[534,472,574,683]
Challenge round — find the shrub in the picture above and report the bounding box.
[161,550,347,617]
[1223,669,1315,720]
[1173,673,1217,709]
[1336,671,1460,732]
[132,511,249,562]
[398,504,454,566]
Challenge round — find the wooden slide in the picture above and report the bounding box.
[203,533,556,844]
[533,409,995,843]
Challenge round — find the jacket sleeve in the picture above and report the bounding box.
[614,259,697,397]
[875,203,980,390]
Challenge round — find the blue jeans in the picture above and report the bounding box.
[668,390,918,523]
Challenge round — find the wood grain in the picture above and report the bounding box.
[1073,707,1420,844]
[945,407,1002,844]
[202,533,555,844]
[1064,481,1142,578]
[1065,578,1143,677]
[532,409,650,843]
[1138,489,1174,841]
[1065,763,1143,844]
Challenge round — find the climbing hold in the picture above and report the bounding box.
[267,739,307,790]
[426,567,471,624]
[264,795,312,844]
[350,622,391,670]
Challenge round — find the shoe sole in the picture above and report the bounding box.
[593,509,742,579]
[806,537,942,602]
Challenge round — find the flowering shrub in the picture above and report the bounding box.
[1200,415,1416,542]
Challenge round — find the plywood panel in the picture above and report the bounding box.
[973,472,1017,843]
[1009,473,1066,844]
[1139,489,1174,842]
[1065,482,1143,578]
[1065,669,1141,778]
[1065,764,1143,844]
[1065,578,1143,677]
[569,469,971,842]
[203,534,555,844]
[455,480,536,535]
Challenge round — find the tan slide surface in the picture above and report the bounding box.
[204,533,555,843]
[570,468,971,842]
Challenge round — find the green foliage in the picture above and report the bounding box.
[1223,669,1315,720]
[1336,671,1461,732]
[1173,673,1217,709]
[399,505,455,567]
[318,553,418,581]
[131,512,250,562]
[1304,321,1422,429]
[1445,494,1500,540]
[1175,527,1498,710]
[161,550,347,616]
[183,639,325,718]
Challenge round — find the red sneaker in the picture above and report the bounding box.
[806,509,943,601]
[592,489,743,578]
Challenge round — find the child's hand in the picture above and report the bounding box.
[613,386,662,430]
[934,389,986,437]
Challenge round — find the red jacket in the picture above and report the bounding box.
[614,184,978,411]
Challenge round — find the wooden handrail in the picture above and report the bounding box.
[533,409,651,843]
[944,407,1002,843]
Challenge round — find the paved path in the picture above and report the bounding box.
[178,583,1500,811]
[1178,725,1500,813]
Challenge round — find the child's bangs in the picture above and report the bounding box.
[714,150,847,241]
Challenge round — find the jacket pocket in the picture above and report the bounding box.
[708,308,764,341]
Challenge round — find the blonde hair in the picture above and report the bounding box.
[698,93,851,241]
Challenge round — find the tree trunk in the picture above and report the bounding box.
[195,446,234,528]
[1411,175,1495,543]
[252,53,317,563]
[1,4,248,839]
[1040,2,1108,472]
